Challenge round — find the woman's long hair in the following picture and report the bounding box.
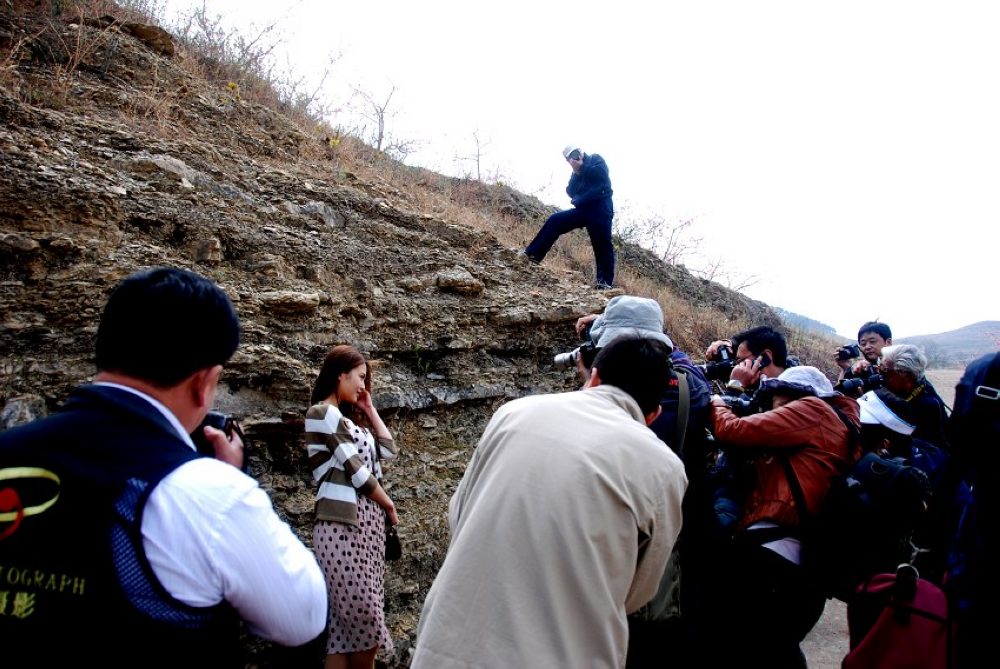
[310,344,371,424]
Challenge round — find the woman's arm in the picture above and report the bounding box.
[355,390,399,523]
[369,483,398,526]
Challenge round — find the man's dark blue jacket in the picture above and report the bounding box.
[567,153,614,217]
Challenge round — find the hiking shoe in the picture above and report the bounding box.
[520,251,541,264]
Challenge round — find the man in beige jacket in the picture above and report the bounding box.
[412,336,688,668]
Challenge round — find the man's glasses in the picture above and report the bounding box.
[566,152,581,162]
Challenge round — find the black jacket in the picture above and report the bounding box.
[0,384,240,668]
[567,152,614,216]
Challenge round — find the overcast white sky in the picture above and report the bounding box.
[164,1,998,339]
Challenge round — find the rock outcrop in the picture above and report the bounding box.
[0,10,778,665]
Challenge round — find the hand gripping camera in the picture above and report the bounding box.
[836,343,862,362]
[700,344,737,382]
[190,411,245,457]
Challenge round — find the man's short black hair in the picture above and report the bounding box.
[592,336,672,415]
[731,325,788,367]
[95,267,240,387]
[858,321,892,342]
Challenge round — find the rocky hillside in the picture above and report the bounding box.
[0,8,782,666]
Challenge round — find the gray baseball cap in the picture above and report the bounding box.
[589,295,674,350]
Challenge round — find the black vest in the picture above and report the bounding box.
[0,385,241,668]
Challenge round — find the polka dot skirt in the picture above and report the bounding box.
[313,438,392,654]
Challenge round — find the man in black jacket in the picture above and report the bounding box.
[524,145,616,288]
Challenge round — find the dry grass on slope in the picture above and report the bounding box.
[1,0,845,374]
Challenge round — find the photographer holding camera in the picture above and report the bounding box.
[571,296,714,667]
[880,344,951,448]
[703,325,793,402]
[0,267,326,666]
[413,336,686,669]
[572,297,712,465]
[834,321,893,397]
[694,366,860,668]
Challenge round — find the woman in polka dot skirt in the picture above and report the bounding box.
[306,344,399,669]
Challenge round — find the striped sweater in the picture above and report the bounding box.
[305,403,398,526]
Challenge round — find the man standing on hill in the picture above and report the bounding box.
[524,145,616,289]
[411,336,687,668]
[0,267,327,667]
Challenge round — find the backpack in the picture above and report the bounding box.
[782,408,934,601]
[941,352,1000,660]
[844,563,956,669]
[631,368,693,625]
[631,360,712,624]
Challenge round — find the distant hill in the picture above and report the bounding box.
[776,307,838,338]
[898,321,1000,367]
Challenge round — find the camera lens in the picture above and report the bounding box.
[553,348,581,369]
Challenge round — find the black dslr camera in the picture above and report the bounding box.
[554,320,599,370]
[700,344,736,382]
[837,367,884,394]
[836,343,862,362]
[190,411,245,458]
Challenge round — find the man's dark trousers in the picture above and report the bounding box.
[525,206,615,287]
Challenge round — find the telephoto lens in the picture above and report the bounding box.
[553,348,581,370]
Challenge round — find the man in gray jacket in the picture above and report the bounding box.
[412,336,687,668]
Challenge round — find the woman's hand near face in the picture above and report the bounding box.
[357,388,375,415]
[358,388,394,442]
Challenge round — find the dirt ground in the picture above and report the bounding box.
[802,599,849,668]
[801,366,963,667]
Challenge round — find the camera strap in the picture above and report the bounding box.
[674,370,690,456]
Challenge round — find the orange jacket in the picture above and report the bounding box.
[711,394,860,531]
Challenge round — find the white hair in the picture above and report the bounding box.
[880,344,927,379]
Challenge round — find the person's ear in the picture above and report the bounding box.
[885,337,892,346]
[644,405,663,426]
[189,364,223,410]
[584,367,602,389]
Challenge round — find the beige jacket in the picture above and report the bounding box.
[412,385,687,668]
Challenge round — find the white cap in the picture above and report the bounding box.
[562,145,582,159]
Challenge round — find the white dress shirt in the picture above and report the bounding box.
[95,382,327,646]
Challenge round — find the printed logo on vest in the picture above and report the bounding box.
[0,468,61,542]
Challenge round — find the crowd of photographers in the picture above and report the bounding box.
[4,268,985,669]
[411,304,1000,669]
[541,303,960,668]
